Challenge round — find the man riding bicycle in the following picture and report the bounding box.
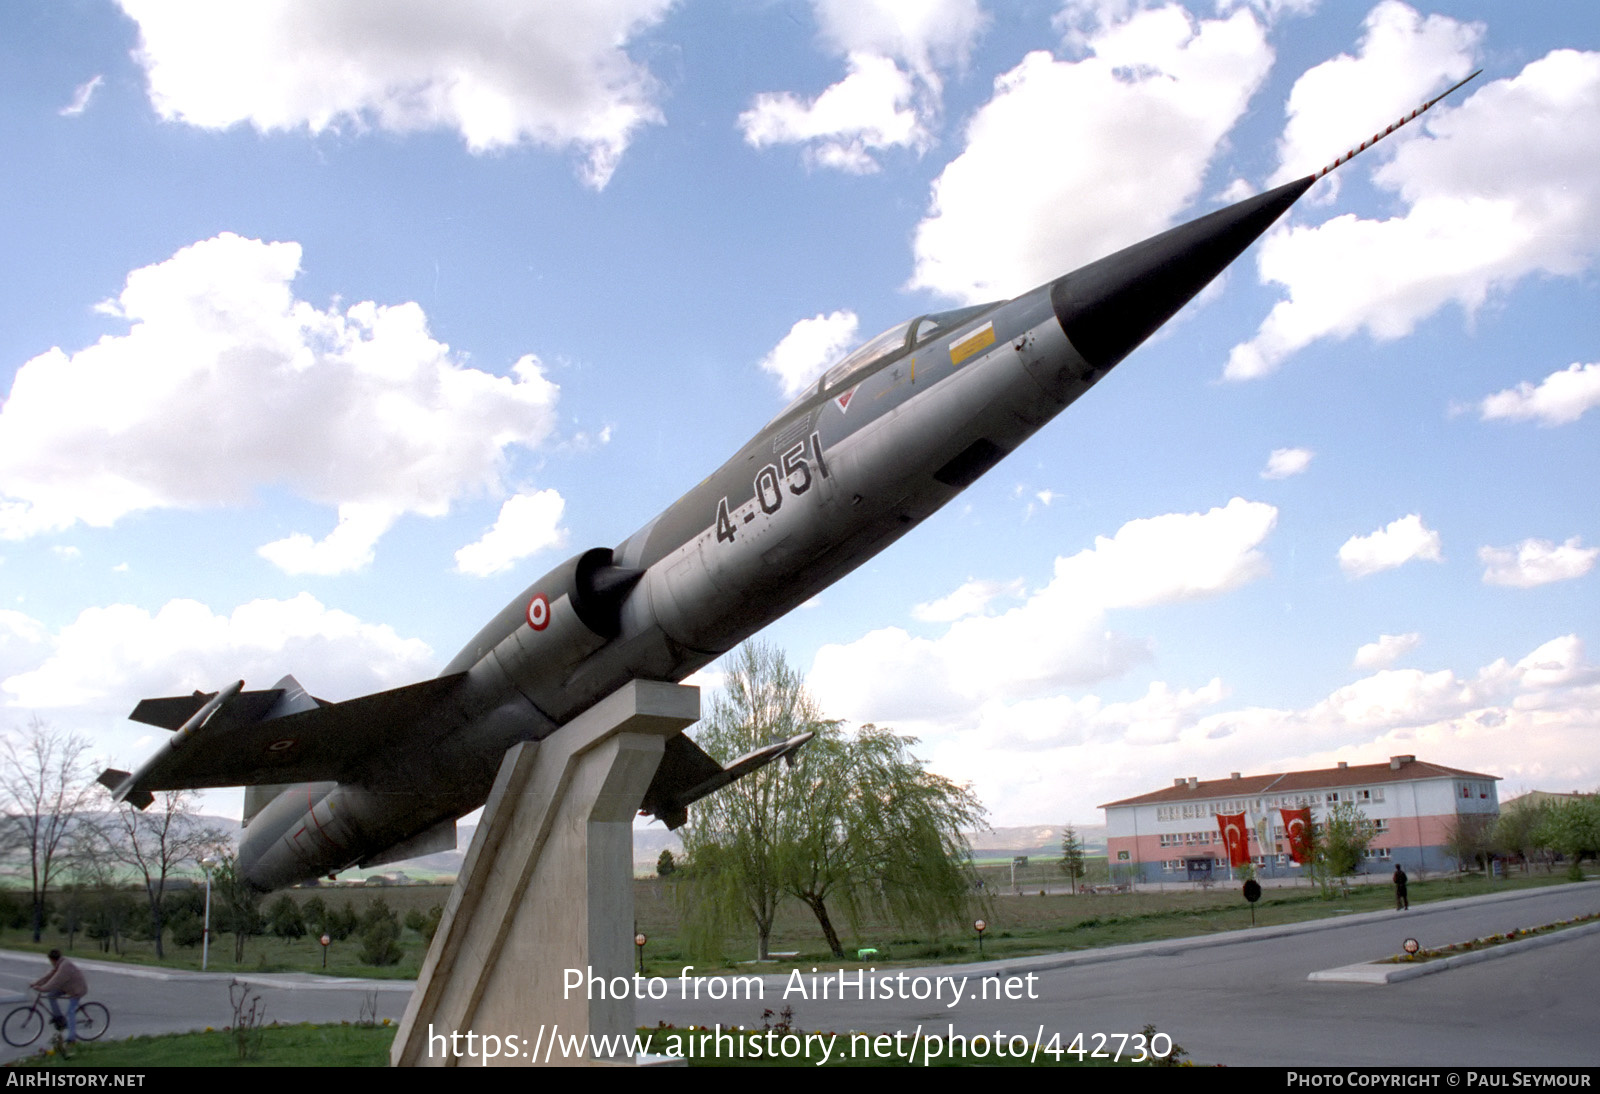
[30,950,87,1042]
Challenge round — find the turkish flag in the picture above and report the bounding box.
[1216,811,1250,868]
[1281,807,1314,864]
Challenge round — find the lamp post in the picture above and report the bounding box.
[200,855,218,971]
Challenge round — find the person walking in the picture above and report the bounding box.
[30,950,88,1042]
[1392,864,1409,911]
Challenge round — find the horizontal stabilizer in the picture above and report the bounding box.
[114,672,469,797]
[639,730,814,829]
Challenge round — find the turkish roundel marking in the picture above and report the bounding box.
[527,593,550,631]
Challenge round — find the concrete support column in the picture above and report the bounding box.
[391,680,699,1066]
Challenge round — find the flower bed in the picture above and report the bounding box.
[1381,911,1600,963]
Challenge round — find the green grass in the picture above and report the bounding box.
[3,872,1581,982]
[646,871,1580,976]
[12,1023,397,1067]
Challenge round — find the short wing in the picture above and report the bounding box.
[107,673,468,801]
[639,730,813,829]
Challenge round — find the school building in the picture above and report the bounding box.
[1100,755,1500,883]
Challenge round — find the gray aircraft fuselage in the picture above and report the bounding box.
[113,176,1315,890]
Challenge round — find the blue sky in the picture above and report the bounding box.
[1,0,1596,830]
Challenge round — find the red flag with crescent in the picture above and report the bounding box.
[1216,811,1250,868]
[1281,807,1314,864]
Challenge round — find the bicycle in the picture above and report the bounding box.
[1,993,109,1047]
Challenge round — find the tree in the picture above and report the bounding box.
[656,849,676,877]
[1494,799,1551,874]
[779,724,983,958]
[61,821,135,954]
[211,853,263,962]
[0,720,100,941]
[1310,801,1376,895]
[102,790,226,957]
[1058,825,1087,893]
[679,643,815,961]
[301,894,330,936]
[681,643,985,960]
[1534,795,1600,879]
[267,895,307,940]
[1442,813,1496,876]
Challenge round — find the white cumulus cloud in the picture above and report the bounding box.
[811,498,1277,723]
[1479,537,1598,589]
[758,311,861,398]
[1479,362,1600,427]
[812,0,985,81]
[1228,47,1600,380]
[1261,447,1313,479]
[1337,514,1443,578]
[1353,631,1422,670]
[740,54,925,173]
[0,234,560,573]
[1268,2,1481,198]
[2,594,435,710]
[910,4,1273,303]
[911,578,1023,623]
[454,490,569,577]
[116,0,673,188]
[903,633,1600,828]
[740,0,985,173]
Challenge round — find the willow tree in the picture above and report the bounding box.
[681,643,985,960]
[774,723,986,957]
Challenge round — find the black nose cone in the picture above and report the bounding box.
[1051,175,1314,373]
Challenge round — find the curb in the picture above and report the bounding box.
[1307,917,1600,984]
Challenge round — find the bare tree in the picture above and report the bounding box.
[105,790,228,957]
[0,719,99,941]
[62,821,136,955]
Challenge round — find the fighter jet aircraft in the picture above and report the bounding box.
[101,76,1478,891]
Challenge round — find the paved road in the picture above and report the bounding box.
[635,881,1600,1067]
[0,955,410,1065]
[3,881,1596,1066]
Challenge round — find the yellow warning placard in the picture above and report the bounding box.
[949,321,995,366]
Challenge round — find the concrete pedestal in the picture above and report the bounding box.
[391,680,699,1066]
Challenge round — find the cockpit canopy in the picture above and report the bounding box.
[765,302,999,427]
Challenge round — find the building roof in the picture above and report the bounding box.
[1098,756,1499,809]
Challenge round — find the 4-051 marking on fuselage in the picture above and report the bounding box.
[716,432,828,545]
